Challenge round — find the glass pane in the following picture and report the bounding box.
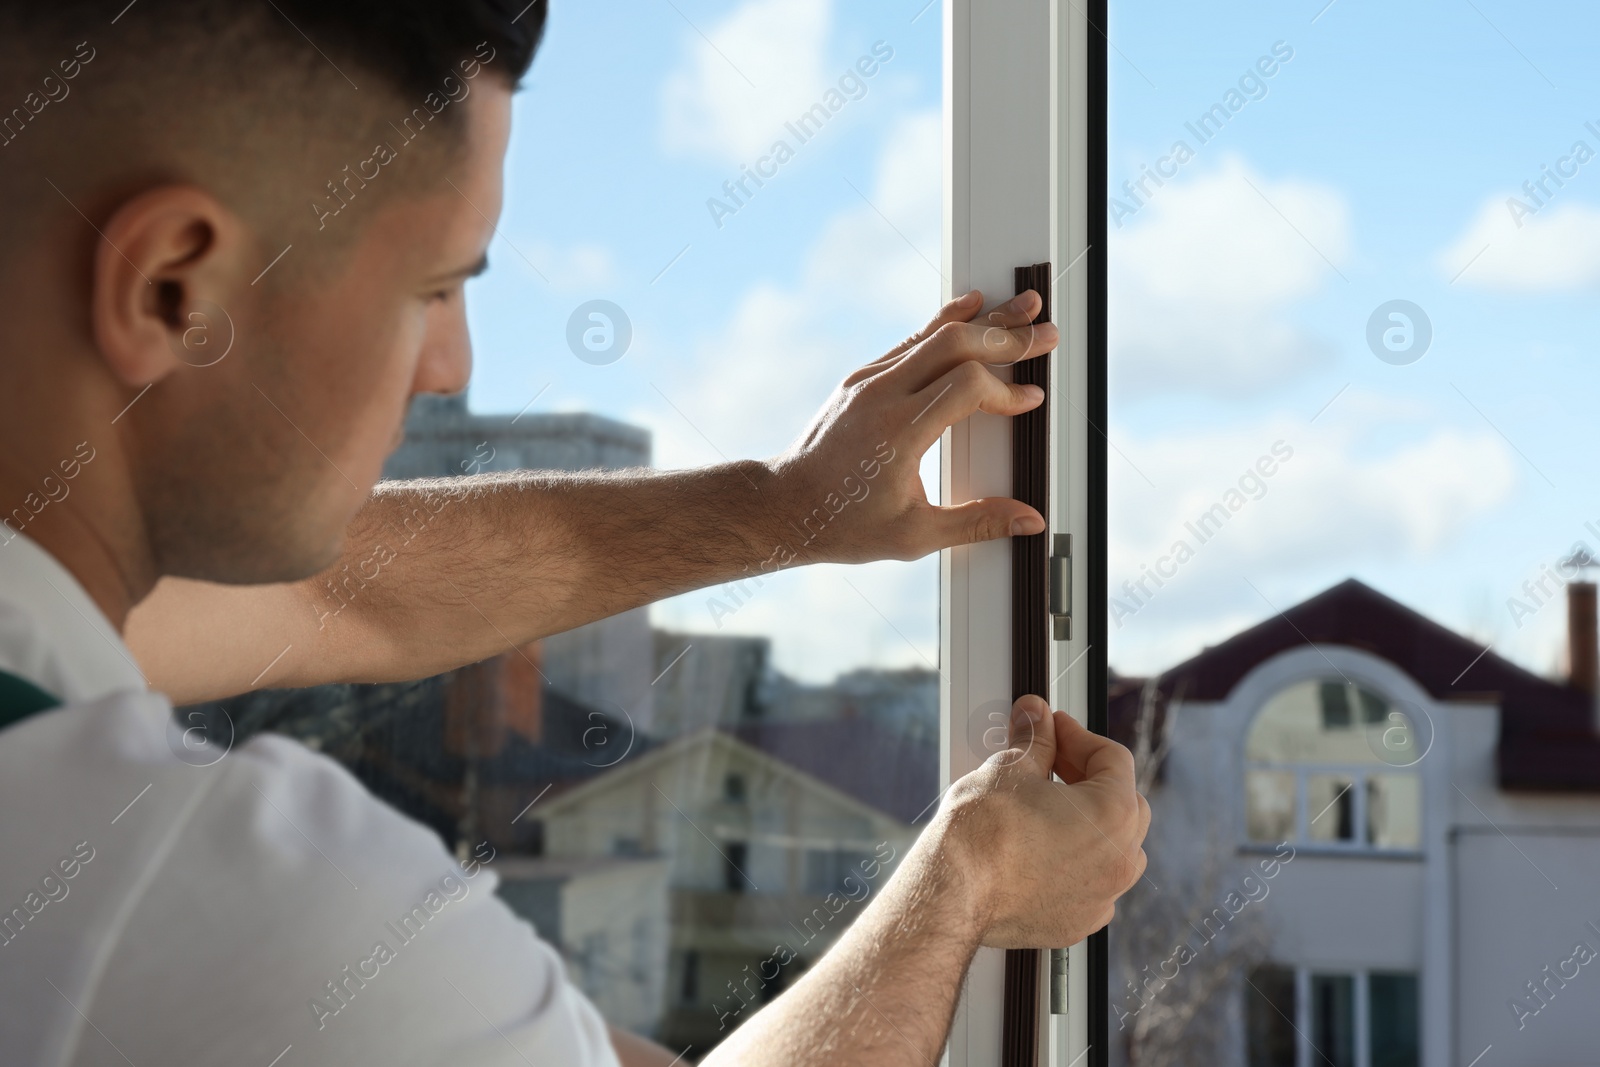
[177,7,943,1059]
[1369,972,1421,1067]
[1311,973,1356,1067]
[1107,0,1600,1059]
[1367,774,1422,850]
[1246,769,1296,843]
[1320,680,1352,729]
[1307,774,1357,843]
[1246,965,1297,1067]
[1247,679,1397,766]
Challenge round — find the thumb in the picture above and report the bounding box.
[1002,694,1057,779]
[927,498,1046,551]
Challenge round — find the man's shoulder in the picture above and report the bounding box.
[0,690,620,1066]
[0,688,483,910]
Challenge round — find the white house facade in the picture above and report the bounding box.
[1110,579,1600,1067]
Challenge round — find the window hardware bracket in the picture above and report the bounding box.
[1050,534,1072,642]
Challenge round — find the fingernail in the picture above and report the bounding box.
[958,290,981,306]
[1011,515,1045,536]
[1023,384,1044,401]
[1013,698,1044,726]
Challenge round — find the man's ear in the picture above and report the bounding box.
[89,185,247,388]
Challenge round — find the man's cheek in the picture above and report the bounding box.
[314,318,417,479]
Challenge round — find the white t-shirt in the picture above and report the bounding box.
[0,533,620,1067]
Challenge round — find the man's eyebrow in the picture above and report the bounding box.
[434,254,490,283]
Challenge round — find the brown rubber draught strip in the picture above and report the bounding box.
[1001,261,1052,1067]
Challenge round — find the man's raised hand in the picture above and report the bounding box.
[765,290,1057,566]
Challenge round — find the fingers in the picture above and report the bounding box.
[870,289,988,370]
[845,289,1046,389]
[1052,712,1089,785]
[890,316,1058,392]
[1052,712,1137,791]
[902,289,1040,357]
[1124,846,1149,892]
[908,497,1045,556]
[904,359,1044,458]
[1003,694,1056,779]
[978,290,1046,331]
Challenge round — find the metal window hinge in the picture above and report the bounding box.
[1050,533,1072,642]
[1049,947,1070,1015]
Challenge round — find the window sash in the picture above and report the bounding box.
[942,0,1104,1064]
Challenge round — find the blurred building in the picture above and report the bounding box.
[496,855,671,1037]
[650,630,772,737]
[385,393,650,479]
[767,666,939,744]
[384,394,658,733]
[649,630,939,746]
[528,725,933,1052]
[182,395,943,1051]
[1108,579,1600,1067]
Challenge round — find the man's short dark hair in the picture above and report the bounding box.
[0,1,549,250]
[4,0,545,102]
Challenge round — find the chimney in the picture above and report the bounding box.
[502,639,545,745]
[444,644,546,756]
[1566,580,1597,700]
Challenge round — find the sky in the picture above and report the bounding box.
[1104,0,1600,679]
[460,0,1600,686]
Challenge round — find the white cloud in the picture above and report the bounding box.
[1111,156,1350,397]
[660,0,835,164]
[650,109,943,468]
[1438,195,1600,290]
[639,109,944,682]
[1107,403,1518,674]
[524,240,615,293]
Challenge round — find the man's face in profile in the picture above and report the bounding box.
[138,83,513,586]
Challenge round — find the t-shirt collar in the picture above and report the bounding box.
[0,530,147,704]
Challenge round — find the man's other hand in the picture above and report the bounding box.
[940,695,1151,949]
[764,289,1056,565]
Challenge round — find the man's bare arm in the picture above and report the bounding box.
[128,291,1057,704]
[701,698,1151,1067]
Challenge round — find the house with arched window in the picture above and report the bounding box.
[1109,579,1600,1067]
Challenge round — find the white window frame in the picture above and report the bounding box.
[941,1,1101,1064]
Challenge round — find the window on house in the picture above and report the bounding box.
[680,949,700,1006]
[1247,967,1418,1067]
[1244,680,1422,850]
[1368,973,1421,1067]
[723,773,746,805]
[803,847,873,894]
[724,841,749,894]
[1246,965,1296,1067]
[578,930,609,997]
[1310,972,1356,1067]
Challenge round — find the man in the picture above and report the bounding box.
[0,3,1148,1064]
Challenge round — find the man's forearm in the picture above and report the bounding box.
[129,461,786,703]
[130,291,1058,704]
[702,816,984,1067]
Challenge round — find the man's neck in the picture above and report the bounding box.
[0,447,152,634]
